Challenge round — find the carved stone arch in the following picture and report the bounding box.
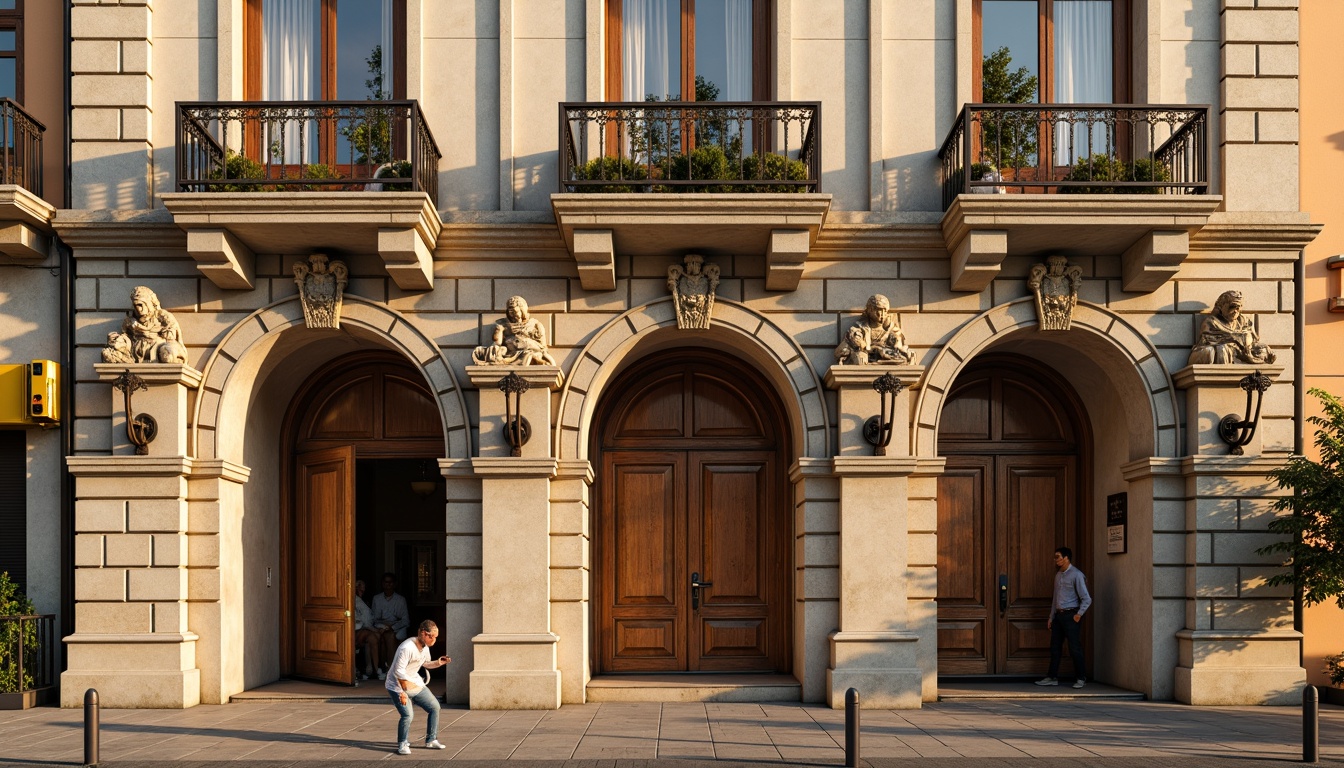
[912,298,1180,459]
[191,295,471,462]
[555,297,830,461]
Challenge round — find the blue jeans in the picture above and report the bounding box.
[388,687,440,745]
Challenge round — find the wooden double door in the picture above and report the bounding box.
[595,351,791,674]
[936,358,1087,676]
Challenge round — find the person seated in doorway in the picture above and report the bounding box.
[354,579,381,680]
[371,572,410,669]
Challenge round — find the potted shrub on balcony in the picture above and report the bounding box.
[0,572,47,710]
[1059,153,1171,194]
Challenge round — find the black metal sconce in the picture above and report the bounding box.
[498,372,532,457]
[1219,370,1273,455]
[111,369,157,455]
[862,373,905,456]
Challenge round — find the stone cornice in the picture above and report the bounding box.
[825,364,925,390]
[66,455,196,476]
[831,456,920,476]
[188,458,252,483]
[436,223,568,252]
[52,211,186,250]
[1120,456,1185,481]
[466,365,565,391]
[788,457,833,482]
[1172,364,1285,389]
[470,456,559,478]
[812,222,945,252]
[555,459,594,484]
[0,185,57,229]
[1190,214,1322,251]
[64,632,201,644]
[94,363,203,389]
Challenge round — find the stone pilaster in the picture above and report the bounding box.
[1174,364,1285,457]
[824,365,924,456]
[551,459,593,704]
[467,365,564,709]
[185,459,251,705]
[71,0,153,209]
[789,458,839,705]
[94,364,200,457]
[1220,0,1300,212]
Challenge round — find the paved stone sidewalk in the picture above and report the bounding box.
[0,699,1340,767]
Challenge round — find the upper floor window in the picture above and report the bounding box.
[606,0,769,102]
[245,0,405,101]
[974,0,1128,105]
[0,0,22,102]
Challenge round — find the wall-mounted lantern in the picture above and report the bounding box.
[498,371,532,457]
[863,373,905,456]
[111,369,156,455]
[1219,370,1273,455]
[1328,255,1344,313]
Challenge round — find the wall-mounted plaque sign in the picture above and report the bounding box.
[1107,492,1128,554]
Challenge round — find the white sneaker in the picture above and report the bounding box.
[1073,679,1087,689]
[1034,677,1058,686]
[397,742,411,755]
[425,740,446,749]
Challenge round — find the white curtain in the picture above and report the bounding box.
[623,0,673,101]
[1054,0,1112,162]
[380,0,395,99]
[723,0,752,101]
[262,0,319,162]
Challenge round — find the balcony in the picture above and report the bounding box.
[937,104,1220,292]
[0,99,51,262]
[552,101,830,291]
[163,101,443,290]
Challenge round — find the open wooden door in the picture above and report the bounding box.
[294,445,355,683]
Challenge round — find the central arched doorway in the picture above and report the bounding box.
[936,354,1091,676]
[280,351,445,684]
[592,348,792,674]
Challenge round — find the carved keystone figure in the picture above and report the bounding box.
[472,295,557,366]
[294,253,349,329]
[668,253,720,330]
[1188,290,1277,365]
[101,286,189,364]
[1029,255,1083,331]
[834,294,915,365]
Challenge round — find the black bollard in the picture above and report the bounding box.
[83,688,99,767]
[845,687,860,768]
[1303,684,1318,764]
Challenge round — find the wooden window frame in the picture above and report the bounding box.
[0,0,23,105]
[605,0,772,102]
[971,0,1129,104]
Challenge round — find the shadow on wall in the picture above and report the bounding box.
[436,33,502,211]
[73,147,155,210]
[510,149,559,212]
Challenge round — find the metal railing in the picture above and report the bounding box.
[938,104,1209,208]
[560,101,821,192]
[176,100,441,206]
[0,614,55,697]
[0,99,44,197]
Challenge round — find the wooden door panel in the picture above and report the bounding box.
[295,445,354,683]
[604,453,686,671]
[936,457,992,674]
[1000,455,1075,674]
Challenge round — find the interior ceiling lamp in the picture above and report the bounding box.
[863,373,905,456]
[1219,370,1273,455]
[410,459,437,497]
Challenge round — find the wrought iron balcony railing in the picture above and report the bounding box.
[560,101,820,193]
[0,614,55,699]
[938,104,1209,209]
[176,100,441,206]
[0,99,44,197]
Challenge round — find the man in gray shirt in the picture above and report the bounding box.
[1036,546,1091,689]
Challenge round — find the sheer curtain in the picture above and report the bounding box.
[1054,1,1112,162]
[623,0,673,101]
[262,0,319,162]
[722,0,752,101]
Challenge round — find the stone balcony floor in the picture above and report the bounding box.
[0,696,1340,766]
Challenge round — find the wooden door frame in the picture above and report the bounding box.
[935,354,1094,676]
[278,351,444,678]
[590,348,793,675]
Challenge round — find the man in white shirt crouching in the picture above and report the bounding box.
[385,619,451,754]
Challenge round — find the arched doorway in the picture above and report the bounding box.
[592,349,792,674]
[936,354,1091,676]
[280,351,445,684]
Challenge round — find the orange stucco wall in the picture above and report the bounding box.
[1299,0,1344,690]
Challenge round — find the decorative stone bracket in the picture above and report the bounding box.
[0,186,55,262]
[940,195,1222,292]
[551,193,831,292]
[161,192,443,291]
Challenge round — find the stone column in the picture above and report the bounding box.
[1171,364,1305,705]
[551,459,593,704]
[824,365,926,708]
[71,0,153,209]
[467,365,564,709]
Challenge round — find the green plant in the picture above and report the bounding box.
[207,150,267,192]
[1059,153,1171,194]
[1327,653,1344,687]
[571,155,651,192]
[339,44,396,165]
[280,163,344,191]
[375,160,415,191]
[979,46,1039,170]
[739,152,809,192]
[0,572,37,695]
[665,144,734,192]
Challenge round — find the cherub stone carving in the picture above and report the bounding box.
[101,286,189,364]
[1188,290,1277,365]
[668,253,720,330]
[472,295,557,366]
[834,294,915,365]
[1028,255,1083,331]
[293,253,349,329]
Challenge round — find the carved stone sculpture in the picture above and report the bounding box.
[1028,255,1083,331]
[1188,290,1277,365]
[472,295,557,366]
[101,286,189,364]
[668,253,720,330]
[834,294,915,365]
[294,253,349,329]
